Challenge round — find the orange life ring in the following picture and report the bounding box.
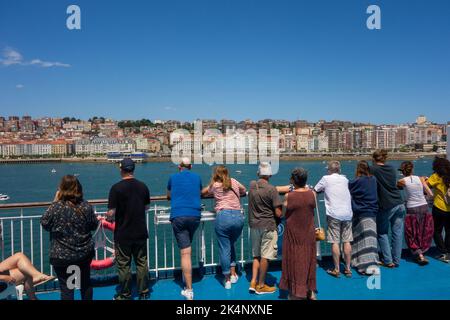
[90,217,116,270]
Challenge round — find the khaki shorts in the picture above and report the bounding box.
[327,216,353,243]
[250,228,278,260]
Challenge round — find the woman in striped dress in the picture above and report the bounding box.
[348,161,380,275]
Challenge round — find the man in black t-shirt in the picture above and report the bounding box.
[107,158,150,300]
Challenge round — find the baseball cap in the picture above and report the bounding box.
[180,157,191,167]
[120,158,135,172]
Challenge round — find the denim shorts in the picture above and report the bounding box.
[171,216,201,249]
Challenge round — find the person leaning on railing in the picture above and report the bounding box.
[40,175,98,301]
[107,158,151,300]
[166,157,202,301]
[247,162,282,295]
[278,167,317,300]
[201,165,246,290]
[425,156,450,263]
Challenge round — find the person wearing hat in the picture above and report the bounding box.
[248,162,282,295]
[167,157,203,300]
[107,158,151,300]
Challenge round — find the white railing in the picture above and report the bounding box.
[0,197,324,290]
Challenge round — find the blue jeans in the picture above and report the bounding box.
[215,210,244,275]
[377,204,406,265]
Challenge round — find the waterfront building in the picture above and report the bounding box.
[75,138,135,155]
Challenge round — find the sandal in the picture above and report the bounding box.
[326,269,340,278]
[33,275,56,287]
[378,261,395,268]
[344,269,352,278]
[416,255,429,266]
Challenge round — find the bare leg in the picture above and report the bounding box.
[251,257,260,284]
[0,253,45,282]
[230,266,237,277]
[258,258,269,287]
[9,268,37,300]
[331,243,341,271]
[180,247,192,290]
[343,242,352,271]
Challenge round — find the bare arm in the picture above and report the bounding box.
[201,186,211,196]
[53,190,60,202]
[275,206,283,218]
[0,274,15,284]
[276,185,291,194]
[282,193,289,208]
[106,208,116,218]
[397,178,405,188]
[420,176,433,197]
[237,181,247,195]
[166,190,171,200]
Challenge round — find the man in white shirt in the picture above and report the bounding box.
[314,161,354,278]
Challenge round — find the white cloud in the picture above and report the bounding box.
[29,59,71,68]
[1,48,23,66]
[16,84,24,89]
[164,106,177,111]
[0,47,71,68]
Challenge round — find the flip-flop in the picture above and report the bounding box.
[344,269,352,278]
[33,275,56,287]
[326,269,340,278]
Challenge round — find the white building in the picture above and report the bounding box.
[75,138,135,155]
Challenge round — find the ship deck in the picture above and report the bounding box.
[36,253,450,300]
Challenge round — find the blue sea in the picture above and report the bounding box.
[0,158,436,279]
[0,158,435,203]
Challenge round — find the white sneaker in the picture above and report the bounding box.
[224,280,232,289]
[230,274,239,284]
[181,289,194,300]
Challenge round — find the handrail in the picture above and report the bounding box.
[0,194,247,211]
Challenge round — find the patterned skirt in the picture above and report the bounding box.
[404,205,434,256]
[351,216,379,273]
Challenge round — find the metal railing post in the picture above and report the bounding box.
[154,204,159,279]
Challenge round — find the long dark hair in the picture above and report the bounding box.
[355,160,371,177]
[399,161,414,177]
[432,157,450,188]
[56,175,84,204]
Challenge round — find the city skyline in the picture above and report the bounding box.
[1,1,450,123]
[0,114,448,126]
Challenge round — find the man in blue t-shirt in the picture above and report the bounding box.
[167,157,202,300]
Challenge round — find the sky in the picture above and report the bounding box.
[0,0,449,124]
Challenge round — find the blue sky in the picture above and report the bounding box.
[0,0,449,123]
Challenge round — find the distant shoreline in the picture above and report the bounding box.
[0,152,442,164]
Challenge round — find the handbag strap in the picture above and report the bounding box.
[229,179,244,212]
[313,190,322,229]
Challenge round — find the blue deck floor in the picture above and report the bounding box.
[37,255,450,300]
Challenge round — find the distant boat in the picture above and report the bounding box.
[51,169,56,173]
[235,170,242,174]
[74,173,80,177]
[0,194,10,201]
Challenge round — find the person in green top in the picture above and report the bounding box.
[369,150,405,268]
[426,157,450,263]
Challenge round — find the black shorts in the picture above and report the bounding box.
[171,216,201,249]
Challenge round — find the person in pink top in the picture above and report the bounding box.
[202,165,246,289]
